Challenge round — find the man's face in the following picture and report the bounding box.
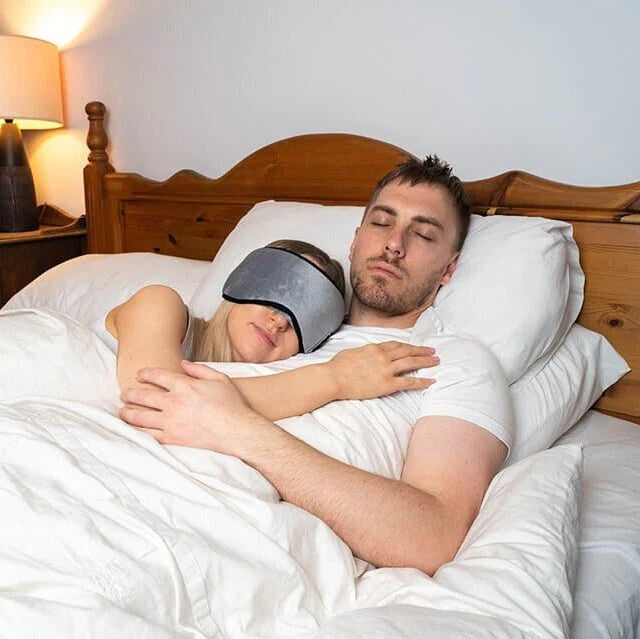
[349,179,460,318]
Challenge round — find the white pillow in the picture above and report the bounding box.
[432,214,584,383]
[507,323,630,465]
[0,308,119,413]
[2,253,209,332]
[440,444,584,638]
[190,200,362,314]
[190,200,584,383]
[352,444,584,638]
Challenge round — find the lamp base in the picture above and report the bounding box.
[0,121,38,232]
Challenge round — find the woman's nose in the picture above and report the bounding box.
[268,308,289,330]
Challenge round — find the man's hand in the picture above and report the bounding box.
[119,361,263,455]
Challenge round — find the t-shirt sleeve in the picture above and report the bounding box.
[416,335,514,456]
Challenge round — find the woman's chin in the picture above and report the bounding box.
[232,346,269,364]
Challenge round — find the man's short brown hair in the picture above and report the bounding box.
[366,156,471,251]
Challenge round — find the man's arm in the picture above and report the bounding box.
[399,415,508,569]
[119,365,507,576]
[231,413,506,575]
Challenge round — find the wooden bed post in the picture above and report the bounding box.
[83,101,114,253]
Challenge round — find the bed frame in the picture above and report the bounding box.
[83,101,640,424]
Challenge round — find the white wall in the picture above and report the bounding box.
[2,0,639,217]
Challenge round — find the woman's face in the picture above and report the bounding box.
[227,303,299,363]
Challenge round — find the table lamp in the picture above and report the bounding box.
[0,35,63,232]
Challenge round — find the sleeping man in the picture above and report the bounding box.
[118,156,513,577]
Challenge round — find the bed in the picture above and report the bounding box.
[1,100,639,638]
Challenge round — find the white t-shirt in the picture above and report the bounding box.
[208,308,514,481]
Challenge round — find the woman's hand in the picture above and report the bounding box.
[327,341,439,401]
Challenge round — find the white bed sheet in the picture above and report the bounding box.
[554,410,640,639]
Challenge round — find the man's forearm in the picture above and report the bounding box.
[120,364,467,574]
[236,414,459,576]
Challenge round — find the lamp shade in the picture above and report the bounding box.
[0,35,63,130]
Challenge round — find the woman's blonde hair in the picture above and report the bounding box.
[192,239,345,362]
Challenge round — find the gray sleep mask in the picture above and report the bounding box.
[222,247,345,353]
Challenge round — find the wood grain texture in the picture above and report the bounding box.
[122,201,247,259]
[83,101,640,422]
[0,229,86,305]
[572,222,640,417]
[465,170,640,213]
[83,102,115,253]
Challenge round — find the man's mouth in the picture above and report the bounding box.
[253,324,276,346]
[369,261,402,278]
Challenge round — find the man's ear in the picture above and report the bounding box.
[348,227,360,262]
[440,251,460,286]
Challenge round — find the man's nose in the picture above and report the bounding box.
[384,229,405,258]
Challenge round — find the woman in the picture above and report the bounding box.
[105,240,437,421]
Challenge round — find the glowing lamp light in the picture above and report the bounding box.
[0,35,63,231]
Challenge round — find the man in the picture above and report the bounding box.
[119,156,513,577]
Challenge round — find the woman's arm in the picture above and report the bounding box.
[228,342,439,421]
[108,285,188,392]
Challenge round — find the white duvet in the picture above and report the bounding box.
[0,309,582,638]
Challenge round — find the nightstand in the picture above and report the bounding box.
[0,204,87,306]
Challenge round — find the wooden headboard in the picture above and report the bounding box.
[83,101,640,424]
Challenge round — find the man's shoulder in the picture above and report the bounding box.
[319,322,501,371]
[410,309,496,360]
[406,332,509,412]
[415,330,500,371]
[415,332,514,453]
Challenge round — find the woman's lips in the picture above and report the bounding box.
[253,323,276,347]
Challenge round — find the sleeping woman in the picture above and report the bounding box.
[104,239,438,421]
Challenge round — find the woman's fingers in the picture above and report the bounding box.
[378,342,436,360]
[392,354,440,375]
[393,376,435,392]
[390,345,427,362]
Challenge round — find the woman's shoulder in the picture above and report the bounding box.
[127,284,184,306]
[110,285,187,336]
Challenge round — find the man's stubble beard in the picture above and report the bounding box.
[350,263,444,316]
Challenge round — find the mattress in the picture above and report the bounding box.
[555,410,640,638]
